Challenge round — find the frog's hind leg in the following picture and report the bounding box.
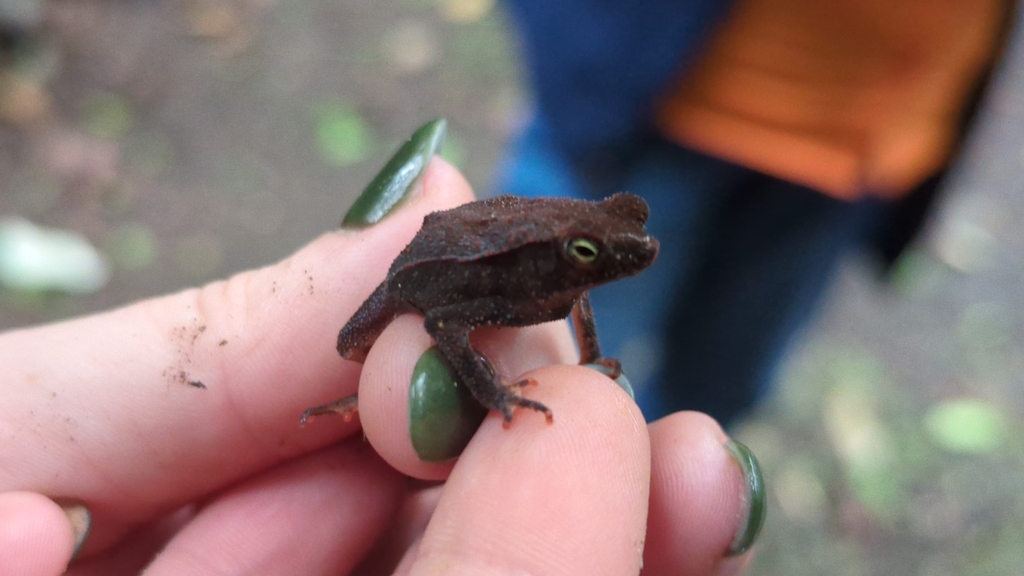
[337,280,402,362]
[424,301,553,425]
[434,329,553,425]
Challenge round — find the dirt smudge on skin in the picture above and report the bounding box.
[166,317,213,389]
[162,367,207,390]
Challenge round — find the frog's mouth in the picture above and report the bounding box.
[626,233,659,268]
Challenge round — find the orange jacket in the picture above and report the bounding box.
[656,0,1007,201]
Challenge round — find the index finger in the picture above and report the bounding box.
[0,158,472,548]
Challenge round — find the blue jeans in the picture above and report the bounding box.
[499,118,887,426]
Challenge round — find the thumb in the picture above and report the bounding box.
[0,492,83,576]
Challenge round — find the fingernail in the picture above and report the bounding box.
[725,440,766,556]
[582,363,635,399]
[409,346,488,462]
[342,118,448,228]
[57,500,91,561]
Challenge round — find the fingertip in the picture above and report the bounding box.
[643,412,753,576]
[406,347,489,463]
[421,156,472,202]
[0,491,77,576]
[411,365,651,575]
[357,317,580,481]
[358,315,458,481]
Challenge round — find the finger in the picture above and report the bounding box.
[142,440,404,576]
[0,491,77,576]
[67,507,194,576]
[354,481,444,575]
[405,365,650,575]
[356,314,578,480]
[641,412,753,576]
[0,158,473,548]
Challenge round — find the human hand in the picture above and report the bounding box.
[0,120,764,575]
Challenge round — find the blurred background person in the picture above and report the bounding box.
[500,0,1017,427]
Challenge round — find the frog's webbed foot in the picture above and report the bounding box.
[299,394,359,426]
[589,358,622,380]
[458,368,554,427]
[495,378,552,428]
[425,305,554,426]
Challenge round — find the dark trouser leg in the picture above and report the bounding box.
[656,175,884,426]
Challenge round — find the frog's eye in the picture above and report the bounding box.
[564,237,600,264]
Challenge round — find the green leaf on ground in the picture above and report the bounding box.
[104,222,157,272]
[924,398,1005,454]
[314,103,374,166]
[81,92,133,139]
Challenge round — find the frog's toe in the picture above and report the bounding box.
[510,377,539,389]
[496,392,553,427]
[589,357,623,379]
[299,395,360,426]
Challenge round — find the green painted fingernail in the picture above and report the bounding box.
[725,440,766,556]
[57,500,91,561]
[582,363,635,399]
[342,118,447,228]
[409,346,487,462]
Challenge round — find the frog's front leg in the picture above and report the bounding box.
[424,302,553,425]
[300,282,402,425]
[571,292,622,379]
[337,280,403,361]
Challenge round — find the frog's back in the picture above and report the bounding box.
[388,196,578,274]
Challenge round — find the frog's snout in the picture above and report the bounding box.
[615,233,658,270]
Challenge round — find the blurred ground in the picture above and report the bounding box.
[0,0,523,325]
[1,1,1023,574]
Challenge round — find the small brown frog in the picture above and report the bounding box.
[302,193,659,425]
